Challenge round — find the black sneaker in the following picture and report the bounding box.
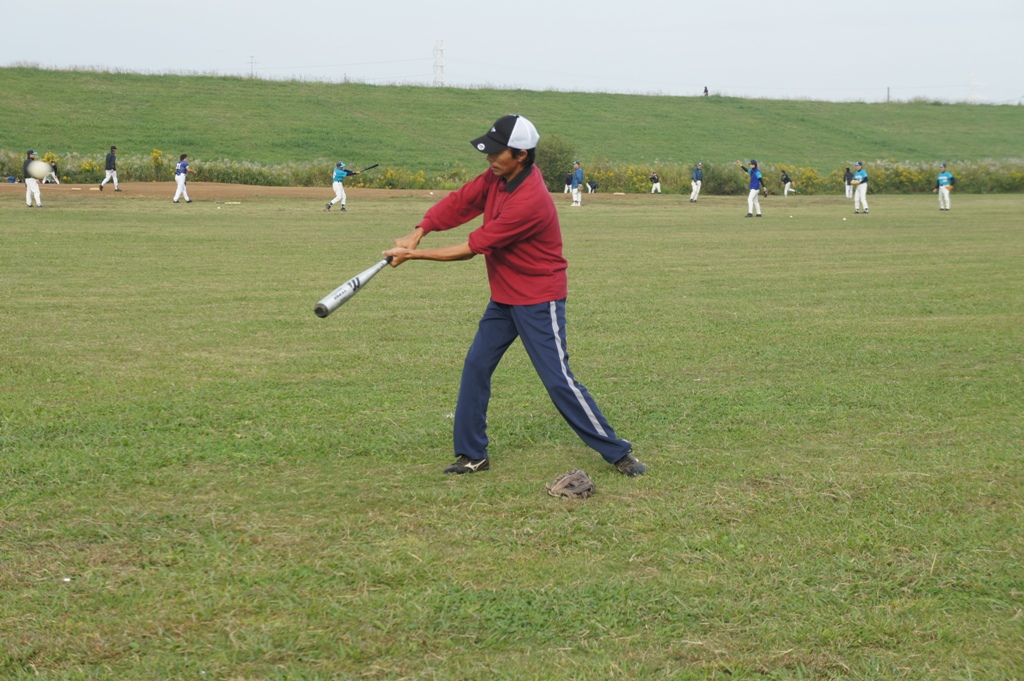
[186,200,192,203]
[444,455,489,474]
[99,183,103,191]
[745,213,753,218]
[614,451,646,477]
[756,214,762,217]
[854,210,859,214]
[863,210,868,214]
[324,202,331,211]
[340,205,346,212]
[114,188,122,192]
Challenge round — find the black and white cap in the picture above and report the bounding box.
[470,114,540,153]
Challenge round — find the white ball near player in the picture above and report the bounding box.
[27,160,51,180]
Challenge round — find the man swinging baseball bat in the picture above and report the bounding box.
[382,114,646,478]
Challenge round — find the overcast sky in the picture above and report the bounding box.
[5,0,1021,104]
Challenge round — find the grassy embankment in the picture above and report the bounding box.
[2,67,1023,192]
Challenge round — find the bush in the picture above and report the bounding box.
[2,148,1021,194]
[535,135,576,192]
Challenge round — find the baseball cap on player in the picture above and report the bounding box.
[471,114,540,153]
[940,162,947,168]
[111,146,117,151]
[336,162,345,168]
[856,161,863,167]
[697,162,703,167]
[27,150,36,156]
[749,159,758,166]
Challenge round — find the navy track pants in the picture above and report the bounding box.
[453,298,631,463]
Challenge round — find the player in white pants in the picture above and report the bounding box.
[99,146,119,191]
[570,161,583,206]
[649,171,661,193]
[781,169,797,196]
[852,162,869,214]
[173,153,195,203]
[690,162,703,202]
[23,150,42,207]
[737,159,764,217]
[934,163,955,211]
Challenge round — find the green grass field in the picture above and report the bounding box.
[1,189,1022,680]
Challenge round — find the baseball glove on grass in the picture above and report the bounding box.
[546,469,595,499]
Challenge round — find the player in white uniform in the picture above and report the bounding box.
[173,154,195,203]
[23,150,42,207]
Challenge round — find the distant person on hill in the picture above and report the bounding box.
[934,162,955,211]
[325,162,362,212]
[736,159,765,217]
[564,171,572,193]
[570,160,584,206]
[690,162,703,202]
[703,86,709,96]
[843,167,854,198]
[173,154,196,203]
[382,114,644,478]
[23,150,43,208]
[100,146,120,191]
[781,169,797,196]
[649,171,661,194]
[851,161,869,214]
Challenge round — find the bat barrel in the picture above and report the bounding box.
[313,256,392,318]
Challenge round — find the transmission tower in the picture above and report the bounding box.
[433,41,445,87]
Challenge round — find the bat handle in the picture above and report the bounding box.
[384,255,394,265]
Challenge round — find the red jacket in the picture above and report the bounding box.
[418,165,568,306]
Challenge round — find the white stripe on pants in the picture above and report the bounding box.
[854,183,868,211]
[329,181,346,207]
[173,174,190,202]
[747,189,761,215]
[25,178,41,206]
[690,180,701,201]
[938,186,951,210]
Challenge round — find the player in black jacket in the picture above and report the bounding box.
[100,146,120,191]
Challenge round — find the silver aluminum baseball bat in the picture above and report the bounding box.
[314,256,393,318]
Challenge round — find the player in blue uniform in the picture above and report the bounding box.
[934,163,955,211]
[570,161,584,206]
[736,159,764,217]
[690,162,703,202]
[173,154,196,203]
[852,161,869,214]
[325,162,362,212]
